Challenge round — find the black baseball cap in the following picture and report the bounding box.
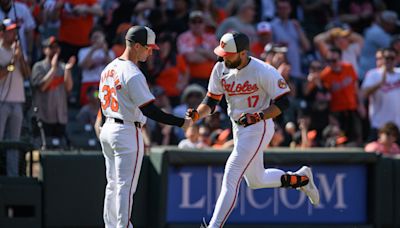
[214,31,250,57]
[125,25,159,50]
[42,36,59,47]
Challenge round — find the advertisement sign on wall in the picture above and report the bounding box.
[166,165,367,224]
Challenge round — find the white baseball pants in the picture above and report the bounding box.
[100,121,144,228]
[208,119,285,228]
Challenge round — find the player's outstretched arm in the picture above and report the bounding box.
[186,92,222,122]
[140,102,186,127]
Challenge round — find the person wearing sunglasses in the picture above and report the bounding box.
[361,47,400,142]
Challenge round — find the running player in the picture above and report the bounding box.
[186,31,320,228]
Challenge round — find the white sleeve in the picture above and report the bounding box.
[260,65,291,99]
[207,63,224,95]
[361,69,380,89]
[126,73,155,107]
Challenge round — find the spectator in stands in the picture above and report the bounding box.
[51,0,103,61]
[361,48,400,141]
[251,21,273,59]
[271,0,311,83]
[173,84,206,140]
[146,86,179,146]
[0,0,36,61]
[177,10,217,88]
[76,85,99,125]
[178,124,207,149]
[320,47,364,146]
[365,122,400,155]
[358,10,398,79]
[111,22,132,57]
[148,32,189,107]
[31,36,75,145]
[0,19,31,176]
[314,26,363,74]
[78,27,114,105]
[337,0,375,34]
[192,0,227,33]
[304,60,331,145]
[215,0,256,43]
[198,124,212,147]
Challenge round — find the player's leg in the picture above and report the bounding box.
[208,121,269,228]
[243,120,285,189]
[114,125,144,228]
[243,120,319,205]
[100,123,118,228]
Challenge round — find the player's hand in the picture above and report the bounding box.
[186,108,200,122]
[237,112,264,127]
[181,118,192,131]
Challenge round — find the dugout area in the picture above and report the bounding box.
[0,144,399,228]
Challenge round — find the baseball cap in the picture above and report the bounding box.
[214,32,250,57]
[125,25,160,50]
[381,10,400,25]
[189,10,204,20]
[2,18,18,31]
[257,21,272,34]
[264,43,288,53]
[42,36,59,47]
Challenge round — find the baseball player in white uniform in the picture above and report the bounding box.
[186,32,320,228]
[98,25,191,228]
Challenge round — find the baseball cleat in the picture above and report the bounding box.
[200,217,208,228]
[295,166,320,206]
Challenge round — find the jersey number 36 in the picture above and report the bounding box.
[101,85,119,112]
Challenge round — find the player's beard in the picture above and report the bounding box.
[224,56,242,69]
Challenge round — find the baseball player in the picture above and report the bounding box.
[186,32,320,228]
[98,25,191,228]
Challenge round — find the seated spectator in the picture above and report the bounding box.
[365,122,400,155]
[198,124,212,148]
[76,85,99,125]
[178,124,208,149]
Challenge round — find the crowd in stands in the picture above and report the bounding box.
[1,0,400,175]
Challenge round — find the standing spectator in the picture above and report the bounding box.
[361,48,400,140]
[365,122,400,155]
[358,10,398,80]
[0,19,31,176]
[177,11,217,88]
[147,32,189,107]
[304,60,330,145]
[320,47,364,146]
[31,36,75,146]
[51,0,103,61]
[271,0,311,81]
[215,0,257,43]
[314,26,363,74]
[78,27,114,105]
[251,21,273,59]
[0,0,36,62]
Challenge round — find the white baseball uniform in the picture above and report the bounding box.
[207,57,291,227]
[98,58,154,228]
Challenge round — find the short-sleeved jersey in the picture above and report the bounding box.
[208,57,290,121]
[98,58,155,124]
[361,67,400,129]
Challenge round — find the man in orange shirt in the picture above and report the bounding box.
[320,47,364,146]
[51,0,103,62]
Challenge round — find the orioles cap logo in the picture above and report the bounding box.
[278,79,287,89]
[220,41,226,48]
